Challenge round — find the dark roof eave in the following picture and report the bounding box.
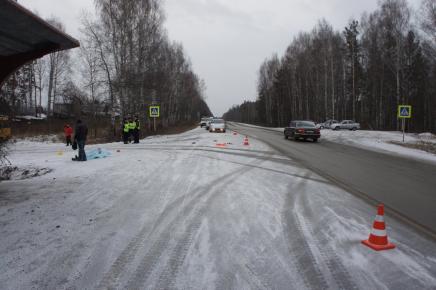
[2,0,80,51]
[0,0,80,88]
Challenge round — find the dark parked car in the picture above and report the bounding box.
[284,120,320,142]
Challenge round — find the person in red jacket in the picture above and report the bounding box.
[64,124,73,146]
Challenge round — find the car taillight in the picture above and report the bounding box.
[315,129,320,134]
[297,129,305,133]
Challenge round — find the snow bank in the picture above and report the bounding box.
[15,114,47,120]
[321,130,436,163]
[11,134,62,144]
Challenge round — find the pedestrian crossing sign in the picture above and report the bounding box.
[149,106,160,118]
[398,105,412,119]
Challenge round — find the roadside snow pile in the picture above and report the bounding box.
[321,130,436,162]
[14,134,62,144]
[418,132,436,142]
[0,166,52,181]
[14,114,47,120]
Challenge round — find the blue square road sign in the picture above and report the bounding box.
[149,106,160,118]
[398,105,412,119]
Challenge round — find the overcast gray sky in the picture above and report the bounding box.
[19,0,389,116]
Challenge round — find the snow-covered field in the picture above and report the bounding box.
[1,127,436,289]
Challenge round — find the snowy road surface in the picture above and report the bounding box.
[1,127,436,289]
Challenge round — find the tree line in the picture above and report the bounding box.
[0,0,211,134]
[224,0,436,133]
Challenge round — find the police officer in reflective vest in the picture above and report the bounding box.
[122,118,129,144]
[128,117,136,143]
[133,115,140,143]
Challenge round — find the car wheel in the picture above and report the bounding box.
[334,126,340,130]
[352,127,357,131]
[293,135,298,141]
[313,138,318,143]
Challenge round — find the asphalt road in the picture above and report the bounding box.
[229,123,436,235]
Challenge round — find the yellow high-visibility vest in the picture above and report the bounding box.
[123,123,130,133]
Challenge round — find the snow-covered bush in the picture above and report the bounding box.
[0,140,10,167]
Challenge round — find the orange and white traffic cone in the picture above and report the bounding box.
[243,136,249,146]
[362,204,396,251]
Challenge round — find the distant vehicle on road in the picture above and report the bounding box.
[209,119,226,133]
[317,119,339,129]
[205,117,214,130]
[331,120,360,131]
[200,117,210,128]
[284,120,320,142]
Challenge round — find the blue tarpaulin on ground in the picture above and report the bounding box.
[86,148,111,160]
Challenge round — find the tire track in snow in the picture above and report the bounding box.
[297,189,358,290]
[282,174,329,290]
[95,151,187,290]
[283,172,358,290]
[125,167,248,289]
[127,151,274,289]
[153,174,245,290]
[96,144,221,289]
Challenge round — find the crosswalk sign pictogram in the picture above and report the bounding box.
[398,105,412,119]
[149,106,160,118]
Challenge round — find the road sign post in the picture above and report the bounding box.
[402,118,405,143]
[149,105,160,132]
[398,105,412,143]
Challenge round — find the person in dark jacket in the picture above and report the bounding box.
[72,119,88,161]
[133,115,140,143]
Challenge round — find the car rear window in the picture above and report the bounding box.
[213,119,225,123]
[296,121,316,128]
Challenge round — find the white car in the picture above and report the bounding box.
[209,119,226,133]
[205,117,214,130]
[317,119,339,129]
[331,120,360,131]
[200,117,210,128]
